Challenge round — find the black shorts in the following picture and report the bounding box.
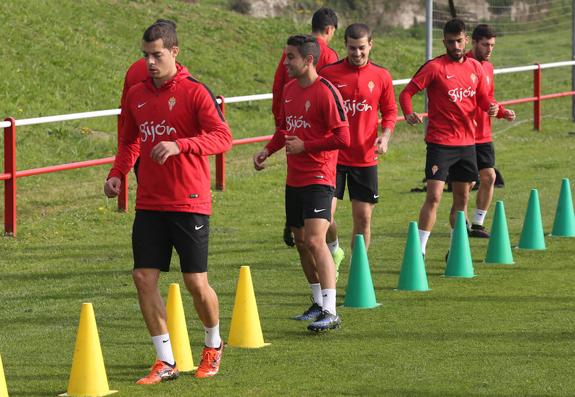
[335,165,379,203]
[132,210,209,273]
[476,142,495,170]
[285,184,334,228]
[425,143,478,182]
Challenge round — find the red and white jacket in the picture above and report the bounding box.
[108,65,232,215]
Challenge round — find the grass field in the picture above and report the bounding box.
[1,1,575,396]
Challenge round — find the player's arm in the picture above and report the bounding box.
[488,74,516,122]
[105,103,140,197]
[287,125,350,154]
[271,51,288,128]
[376,73,398,153]
[475,67,497,115]
[399,83,424,125]
[173,85,232,159]
[254,104,288,170]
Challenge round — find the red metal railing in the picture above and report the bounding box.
[2,61,575,236]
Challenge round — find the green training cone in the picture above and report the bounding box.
[445,211,475,278]
[485,201,514,264]
[551,178,575,237]
[518,189,546,250]
[343,234,380,308]
[397,221,430,291]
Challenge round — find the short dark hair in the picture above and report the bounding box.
[344,23,372,42]
[443,18,466,36]
[143,20,178,48]
[154,19,177,29]
[472,24,496,41]
[287,35,320,66]
[311,8,338,32]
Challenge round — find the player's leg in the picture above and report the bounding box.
[450,181,471,228]
[470,142,496,238]
[171,212,222,378]
[351,200,375,249]
[347,165,379,250]
[132,210,178,385]
[327,165,347,275]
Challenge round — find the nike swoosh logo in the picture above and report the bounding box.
[162,339,169,343]
[195,225,204,230]
[446,75,455,79]
[137,102,147,108]
[337,84,348,88]
[313,208,326,213]
[373,195,380,199]
[285,99,293,103]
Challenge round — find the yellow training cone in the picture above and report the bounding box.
[0,353,8,397]
[228,266,270,348]
[59,303,117,397]
[166,283,196,372]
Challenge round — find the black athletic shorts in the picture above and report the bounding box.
[335,164,379,203]
[475,142,495,170]
[425,143,478,182]
[285,184,334,228]
[132,210,209,273]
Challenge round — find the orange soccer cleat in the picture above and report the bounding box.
[136,360,179,385]
[195,344,223,378]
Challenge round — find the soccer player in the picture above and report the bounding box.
[463,24,516,238]
[399,18,495,257]
[272,7,339,248]
[320,23,397,270]
[104,20,232,384]
[254,35,350,331]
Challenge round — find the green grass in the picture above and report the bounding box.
[1,1,575,396]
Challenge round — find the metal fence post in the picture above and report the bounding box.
[534,64,542,131]
[215,95,226,191]
[4,117,17,236]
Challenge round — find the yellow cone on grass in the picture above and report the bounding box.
[228,266,270,348]
[166,283,196,372]
[0,353,8,397]
[60,303,117,397]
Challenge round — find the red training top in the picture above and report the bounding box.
[266,76,350,187]
[271,37,338,127]
[399,54,492,146]
[108,65,232,215]
[466,50,507,144]
[320,59,397,166]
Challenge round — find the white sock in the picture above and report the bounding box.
[152,333,175,365]
[321,289,337,315]
[310,283,323,306]
[204,323,222,348]
[327,239,339,254]
[473,209,487,226]
[418,229,430,255]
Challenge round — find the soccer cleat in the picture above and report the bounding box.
[332,247,345,281]
[469,224,490,238]
[307,311,341,332]
[195,343,223,378]
[293,302,323,321]
[283,223,295,247]
[136,360,179,385]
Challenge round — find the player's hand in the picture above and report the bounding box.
[488,103,499,117]
[374,133,390,155]
[150,141,181,165]
[504,109,516,121]
[285,135,305,154]
[253,148,269,171]
[104,177,121,198]
[405,113,423,125]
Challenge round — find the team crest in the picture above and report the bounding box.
[368,81,375,93]
[168,97,176,111]
[305,100,311,112]
[431,165,439,175]
[470,73,477,83]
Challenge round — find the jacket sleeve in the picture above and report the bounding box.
[175,85,233,156]
[108,102,140,180]
[475,66,492,113]
[305,125,350,152]
[399,82,420,116]
[379,71,398,132]
[272,51,288,128]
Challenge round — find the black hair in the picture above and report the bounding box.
[472,24,496,41]
[143,19,178,48]
[344,23,372,42]
[443,18,466,36]
[287,35,320,66]
[311,8,338,32]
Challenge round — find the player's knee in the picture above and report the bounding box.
[293,234,306,251]
[304,234,324,253]
[354,213,371,231]
[480,169,496,186]
[132,270,156,291]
